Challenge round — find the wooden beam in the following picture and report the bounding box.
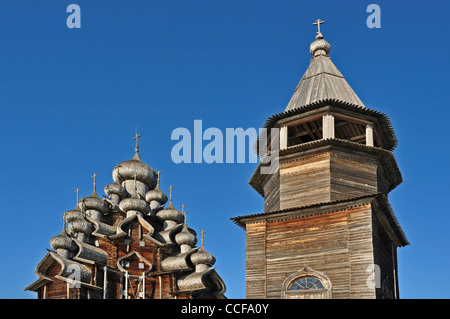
[302,123,316,140]
[282,114,325,128]
[289,130,310,139]
[310,120,323,139]
[349,134,366,142]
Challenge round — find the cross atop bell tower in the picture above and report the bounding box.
[313,18,325,37]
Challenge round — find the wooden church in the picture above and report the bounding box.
[25,136,226,299]
[231,20,408,299]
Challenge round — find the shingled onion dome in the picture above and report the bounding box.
[145,171,168,211]
[70,197,95,243]
[155,184,182,224]
[119,184,151,217]
[50,227,77,259]
[64,206,83,224]
[81,192,110,221]
[104,181,127,205]
[70,219,95,241]
[310,32,331,57]
[190,245,216,272]
[175,224,198,253]
[77,173,110,222]
[157,202,184,226]
[112,151,157,191]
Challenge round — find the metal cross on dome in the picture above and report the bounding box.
[92,173,98,193]
[61,212,66,229]
[313,18,325,35]
[75,187,80,203]
[133,133,142,153]
[180,204,188,223]
[200,230,207,246]
[133,172,138,193]
[168,185,174,203]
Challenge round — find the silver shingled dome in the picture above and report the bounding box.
[156,202,184,224]
[112,152,157,188]
[175,224,197,246]
[190,246,216,266]
[104,182,127,198]
[50,228,77,252]
[310,34,331,57]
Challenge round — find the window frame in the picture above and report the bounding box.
[288,276,325,291]
[282,267,332,299]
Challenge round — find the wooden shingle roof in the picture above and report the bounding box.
[285,34,365,111]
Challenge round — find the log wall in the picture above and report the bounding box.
[266,148,388,212]
[263,170,280,212]
[245,204,377,299]
[329,150,378,201]
[279,153,331,210]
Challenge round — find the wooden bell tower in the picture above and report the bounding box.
[232,20,408,299]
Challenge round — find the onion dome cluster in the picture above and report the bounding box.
[45,135,221,292]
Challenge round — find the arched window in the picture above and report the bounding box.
[289,276,324,291]
[282,267,332,299]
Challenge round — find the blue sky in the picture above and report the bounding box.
[0,1,448,299]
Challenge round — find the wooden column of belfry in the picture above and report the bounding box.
[366,124,374,146]
[279,126,288,150]
[232,19,408,299]
[322,114,335,139]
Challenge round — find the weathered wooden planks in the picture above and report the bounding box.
[245,222,267,299]
[245,204,377,299]
[329,150,378,201]
[260,146,389,211]
[263,170,280,212]
[279,152,331,209]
